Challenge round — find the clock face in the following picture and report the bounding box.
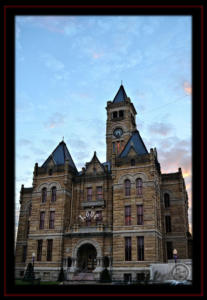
[113,128,123,138]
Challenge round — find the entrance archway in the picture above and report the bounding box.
[77,243,97,272]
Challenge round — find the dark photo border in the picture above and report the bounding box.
[2,2,205,297]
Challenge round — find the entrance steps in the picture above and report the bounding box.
[72,272,95,281]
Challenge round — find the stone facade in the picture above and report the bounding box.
[15,85,191,282]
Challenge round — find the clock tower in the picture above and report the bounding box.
[106,85,137,162]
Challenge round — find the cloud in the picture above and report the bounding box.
[148,122,174,136]
[44,112,66,129]
[41,53,70,84]
[17,138,33,146]
[41,139,56,147]
[67,138,88,149]
[158,140,191,174]
[183,81,192,95]
[30,147,47,156]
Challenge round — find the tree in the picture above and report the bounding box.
[57,267,65,282]
[23,263,35,281]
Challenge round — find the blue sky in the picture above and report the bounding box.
[15,16,192,236]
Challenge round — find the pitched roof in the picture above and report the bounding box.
[85,151,106,173]
[113,84,128,103]
[119,130,148,158]
[41,141,77,170]
[102,161,111,172]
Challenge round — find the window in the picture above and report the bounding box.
[125,179,131,196]
[125,206,131,225]
[49,169,53,175]
[49,211,55,229]
[26,220,30,237]
[166,241,173,259]
[119,110,124,118]
[124,273,132,282]
[40,211,45,229]
[137,205,143,225]
[22,245,27,263]
[28,203,32,217]
[137,236,144,261]
[136,178,143,196]
[37,240,43,261]
[113,111,118,119]
[47,239,53,261]
[112,142,115,153]
[164,193,170,208]
[95,210,102,225]
[96,187,103,200]
[131,159,135,166]
[87,187,92,201]
[42,187,47,203]
[51,186,56,202]
[165,216,171,233]
[125,237,131,261]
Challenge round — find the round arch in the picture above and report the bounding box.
[72,239,102,258]
[118,174,134,185]
[133,172,148,182]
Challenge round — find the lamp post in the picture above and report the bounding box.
[32,252,35,268]
[173,249,177,263]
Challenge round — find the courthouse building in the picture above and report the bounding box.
[15,85,191,282]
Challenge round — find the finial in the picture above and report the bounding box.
[62,136,64,141]
[121,80,123,85]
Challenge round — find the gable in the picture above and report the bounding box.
[119,130,148,158]
[85,152,105,175]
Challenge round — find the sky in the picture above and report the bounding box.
[15,15,192,239]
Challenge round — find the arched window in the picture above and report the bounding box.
[42,187,47,203]
[125,179,131,196]
[136,178,143,196]
[51,187,57,202]
[164,193,170,208]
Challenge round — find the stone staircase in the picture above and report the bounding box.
[72,272,95,281]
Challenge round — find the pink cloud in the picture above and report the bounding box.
[148,122,173,136]
[157,139,192,232]
[183,81,192,95]
[92,52,104,59]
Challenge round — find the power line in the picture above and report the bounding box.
[139,94,189,116]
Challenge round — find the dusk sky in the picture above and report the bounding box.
[15,16,192,237]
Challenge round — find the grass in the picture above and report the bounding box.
[15,279,60,285]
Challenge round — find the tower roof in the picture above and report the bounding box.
[41,141,77,170]
[113,84,128,103]
[119,130,148,157]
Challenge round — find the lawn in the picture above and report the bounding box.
[15,279,60,285]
